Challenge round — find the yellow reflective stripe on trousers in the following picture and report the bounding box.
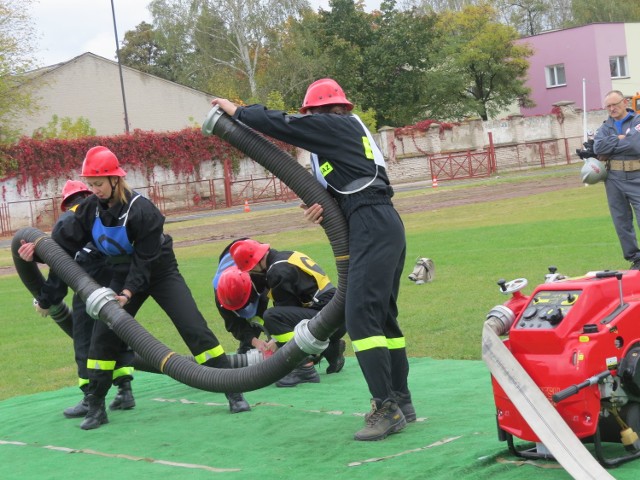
[194,345,225,364]
[86,358,117,371]
[352,336,406,352]
[78,378,89,388]
[112,366,134,381]
[272,331,295,344]
[387,337,406,349]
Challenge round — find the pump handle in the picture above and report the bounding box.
[552,370,611,403]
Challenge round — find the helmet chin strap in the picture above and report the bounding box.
[107,177,120,202]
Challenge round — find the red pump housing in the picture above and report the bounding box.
[490,269,640,466]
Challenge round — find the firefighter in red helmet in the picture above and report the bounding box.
[52,146,251,430]
[211,78,414,441]
[213,238,273,356]
[18,179,137,419]
[228,238,346,387]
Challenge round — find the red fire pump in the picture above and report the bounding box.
[487,267,640,468]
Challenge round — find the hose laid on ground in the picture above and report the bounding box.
[12,107,349,393]
[482,314,614,479]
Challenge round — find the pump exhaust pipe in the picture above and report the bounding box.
[13,107,349,393]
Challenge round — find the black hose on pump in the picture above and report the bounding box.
[11,107,349,393]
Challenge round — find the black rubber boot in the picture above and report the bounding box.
[225,392,251,413]
[394,391,416,423]
[276,364,320,387]
[63,396,89,419]
[109,381,135,411]
[80,394,109,430]
[322,338,346,374]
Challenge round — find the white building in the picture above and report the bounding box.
[19,52,215,136]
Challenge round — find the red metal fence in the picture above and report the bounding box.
[0,136,579,237]
[0,173,298,236]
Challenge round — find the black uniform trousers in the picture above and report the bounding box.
[263,305,347,349]
[87,248,229,398]
[73,247,133,393]
[346,202,409,402]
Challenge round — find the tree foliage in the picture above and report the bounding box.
[0,0,39,142]
[116,0,541,126]
[571,0,640,24]
[32,115,96,140]
[424,3,533,121]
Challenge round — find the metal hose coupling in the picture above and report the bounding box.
[86,287,117,320]
[293,319,330,355]
[202,105,224,136]
[485,305,516,336]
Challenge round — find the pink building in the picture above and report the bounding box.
[516,23,640,116]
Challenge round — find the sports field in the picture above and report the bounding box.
[1,167,637,479]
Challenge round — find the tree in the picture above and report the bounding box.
[424,3,533,121]
[147,0,309,99]
[571,0,640,24]
[361,0,438,126]
[0,0,39,142]
[118,22,177,81]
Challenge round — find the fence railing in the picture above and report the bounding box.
[0,173,298,236]
[0,138,580,236]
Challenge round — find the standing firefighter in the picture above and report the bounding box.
[18,180,136,419]
[211,78,414,441]
[52,146,250,430]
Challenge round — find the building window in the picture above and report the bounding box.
[546,64,566,88]
[610,56,628,78]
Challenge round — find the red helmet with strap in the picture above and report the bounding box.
[230,239,270,272]
[299,78,354,114]
[216,266,252,311]
[60,180,92,211]
[81,146,127,177]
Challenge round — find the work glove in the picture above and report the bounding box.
[575,139,595,160]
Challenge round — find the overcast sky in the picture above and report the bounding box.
[30,0,381,67]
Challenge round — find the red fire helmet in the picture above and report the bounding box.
[216,266,252,311]
[299,78,354,114]
[230,239,270,272]
[60,180,92,211]
[81,146,127,177]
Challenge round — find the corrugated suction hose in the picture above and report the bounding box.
[12,107,349,393]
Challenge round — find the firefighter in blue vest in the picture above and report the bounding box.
[228,238,346,387]
[18,180,136,418]
[52,146,250,430]
[212,78,414,440]
[212,238,273,356]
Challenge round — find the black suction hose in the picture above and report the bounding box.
[11,234,74,337]
[12,108,349,393]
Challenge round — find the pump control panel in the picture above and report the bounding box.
[515,290,581,329]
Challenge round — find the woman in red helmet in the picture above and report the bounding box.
[211,79,413,441]
[52,146,250,430]
[19,179,137,418]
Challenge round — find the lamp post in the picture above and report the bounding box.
[110,0,130,134]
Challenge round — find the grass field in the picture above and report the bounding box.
[0,170,624,401]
